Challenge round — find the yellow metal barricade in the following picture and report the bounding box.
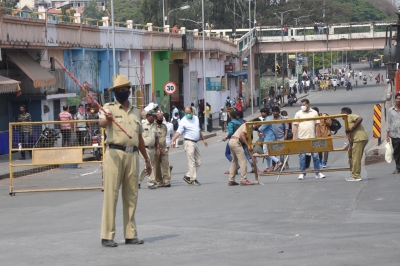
[9,120,105,195]
[245,114,351,183]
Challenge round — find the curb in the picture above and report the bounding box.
[0,156,98,181]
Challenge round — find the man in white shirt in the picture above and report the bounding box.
[358,71,362,80]
[293,98,325,180]
[172,105,179,119]
[332,79,338,91]
[170,106,208,186]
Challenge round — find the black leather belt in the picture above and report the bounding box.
[145,146,154,149]
[108,144,138,153]
[184,138,197,143]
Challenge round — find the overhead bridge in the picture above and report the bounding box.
[212,21,395,55]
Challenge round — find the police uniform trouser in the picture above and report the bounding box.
[351,140,368,179]
[101,149,139,240]
[229,139,248,182]
[139,148,155,186]
[184,140,201,180]
[154,149,170,185]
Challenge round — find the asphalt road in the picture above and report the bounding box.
[1,64,399,266]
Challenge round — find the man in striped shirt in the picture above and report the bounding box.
[17,105,32,160]
[59,105,72,147]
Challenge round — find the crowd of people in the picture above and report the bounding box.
[221,98,369,184]
[58,74,377,248]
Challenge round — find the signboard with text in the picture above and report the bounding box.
[206,77,222,91]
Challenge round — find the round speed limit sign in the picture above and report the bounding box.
[164,81,177,95]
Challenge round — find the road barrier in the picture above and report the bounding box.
[8,120,104,195]
[245,114,351,183]
[373,103,382,145]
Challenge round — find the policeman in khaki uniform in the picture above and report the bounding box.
[154,112,171,187]
[99,75,151,248]
[139,110,160,189]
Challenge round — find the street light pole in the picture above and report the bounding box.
[249,0,253,114]
[162,0,165,28]
[111,0,116,78]
[167,5,190,26]
[202,0,207,131]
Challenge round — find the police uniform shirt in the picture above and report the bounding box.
[99,102,143,147]
[141,120,159,147]
[156,123,168,151]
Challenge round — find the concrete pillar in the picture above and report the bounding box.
[38,6,45,20]
[180,27,186,34]
[126,20,133,29]
[193,29,199,36]
[74,13,81,24]
[164,25,170,33]
[102,16,109,27]
[146,23,153,31]
[329,25,334,35]
[370,22,374,35]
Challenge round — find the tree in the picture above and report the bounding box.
[112,0,144,24]
[82,0,105,21]
[3,0,18,8]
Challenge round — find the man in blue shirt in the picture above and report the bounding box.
[222,111,242,174]
[258,108,282,172]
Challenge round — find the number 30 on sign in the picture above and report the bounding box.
[164,81,177,95]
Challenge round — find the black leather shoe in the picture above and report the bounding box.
[163,184,171,187]
[125,238,144,245]
[102,239,118,247]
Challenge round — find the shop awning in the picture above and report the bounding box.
[228,71,248,77]
[0,75,20,94]
[7,52,56,88]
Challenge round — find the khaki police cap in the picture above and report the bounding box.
[108,75,131,92]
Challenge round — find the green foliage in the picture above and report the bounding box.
[82,0,105,20]
[112,0,144,24]
[3,0,18,8]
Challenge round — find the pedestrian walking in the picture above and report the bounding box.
[258,108,282,172]
[271,106,288,166]
[99,74,150,247]
[190,103,197,116]
[171,113,180,148]
[59,105,72,147]
[341,107,369,181]
[333,79,337,91]
[220,108,228,132]
[170,106,208,186]
[369,72,373,82]
[139,110,160,189]
[386,93,400,174]
[358,71,362,80]
[154,112,171,187]
[74,104,88,151]
[293,99,325,180]
[17,104,32,160]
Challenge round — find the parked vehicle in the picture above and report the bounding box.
[33,127,60,148]
[288,93,298,106]
[345,81,353,91]
[91,129,102,161]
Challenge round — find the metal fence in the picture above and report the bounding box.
[245,114,351,183]
[8,120,104,195]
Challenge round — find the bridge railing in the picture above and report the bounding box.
[1,7,237,52]
[232,21,396,53]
